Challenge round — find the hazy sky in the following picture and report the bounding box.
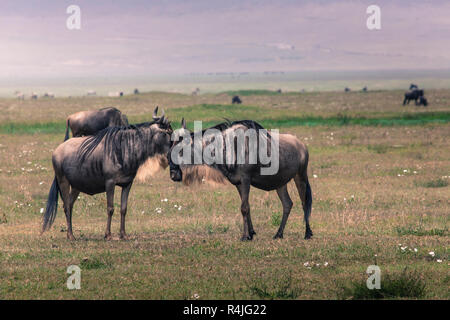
[1,0,450,78]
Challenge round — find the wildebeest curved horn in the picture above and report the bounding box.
[152,106,159,119]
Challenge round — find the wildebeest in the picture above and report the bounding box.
[362,87,368,92]
[416,96,428,107]
[42,107,173,240]
[232,95,242,104]
[134,88,140,94]
[403,89,424,105]
[345,87,351,92]
[65,107,129,138]
[168,119,313,241]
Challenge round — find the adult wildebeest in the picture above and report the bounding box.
[403,89,424,105]
[232,95,242,104]
[65,107,129,138]
[42,107,172,240]
[168,119,313,241]
[344,87,351,92]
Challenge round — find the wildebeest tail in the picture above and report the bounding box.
[41,176,60,232]
[305,179,312,218]
[64,119,70,141]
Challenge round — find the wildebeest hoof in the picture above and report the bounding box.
[273,233,283,239]
[304,231,313,240]
[241,235,253,241]
[67,234,76,241]
[120,234,129,240]
[104,234,113,240]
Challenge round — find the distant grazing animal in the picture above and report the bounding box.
[31,93,38,99]
[134,88,140,94]
[362,87,368,92]
[41,108,173,240]
[403,89,424,105]
[65,107,129,138]
[344,87,351,92]
[276,89,282,93]
[16,92,25,100]
[169,119,313,241]
[232,95,242,104]
[416,96,428,107]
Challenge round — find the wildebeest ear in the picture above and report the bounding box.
[152,106,159,120]
[181,118,186,129]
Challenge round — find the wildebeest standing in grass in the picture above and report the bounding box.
[65,107,129,139]
[42,107,172,240]
[403,89,424,105]
[168,119,313,240]
[232,95,242,104]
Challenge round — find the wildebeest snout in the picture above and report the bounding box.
[170,169,182,182]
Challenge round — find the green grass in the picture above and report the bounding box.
[420,179,449,188]
[2,109,449,134]
[396,226,448,237]
[225,90,283,96]
[248,272,301,299]
[340,268,426,299]
[0,89,448,299]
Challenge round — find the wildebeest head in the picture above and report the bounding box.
[150,107,173,155]
[168,118,186,182]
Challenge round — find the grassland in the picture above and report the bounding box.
[0,89,448,299]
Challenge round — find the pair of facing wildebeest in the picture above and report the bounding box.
[42,107,312,241]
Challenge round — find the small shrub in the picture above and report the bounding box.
[271,212,281,227]
[339,268,426,299]
[0,212,7,224]
[367,144,390,154]
[80,257,112,270]
[396,226,448,236]
[249,272,301,299]
[421,179,448,188]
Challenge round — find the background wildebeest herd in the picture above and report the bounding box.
[0,88,448,299]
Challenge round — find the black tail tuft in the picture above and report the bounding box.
[42,176,60,233]
[64,119,70,141]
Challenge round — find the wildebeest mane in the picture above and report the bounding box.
[77,121,161,171]
[191,119,267,136]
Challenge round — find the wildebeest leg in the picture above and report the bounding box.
[67,188,80,239]
[236,181,254,241]
[294,174,313,239]
[58,176,75,240]
[274,184,293,239]
[104,182,115,240]
[119,182,132,240]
